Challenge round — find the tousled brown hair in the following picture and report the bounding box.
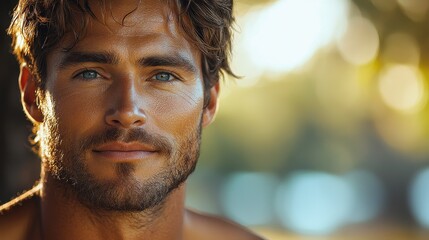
[8,0,235,94]
[8,0,236,153]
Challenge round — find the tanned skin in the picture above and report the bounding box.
[0,1,264,239]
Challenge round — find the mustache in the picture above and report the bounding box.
[78,128,172,154]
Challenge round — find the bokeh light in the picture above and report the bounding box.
[276,171,353,235]
[397,0,429,22]
[239,0,349,73]
[373,109,428,155]
[409,168,429,228]
[221,172,278,225]
[378,64,426,113]
[344,170,385,223]
[337,17,379,65]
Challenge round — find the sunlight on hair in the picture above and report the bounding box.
[378,64,426,113]
[15,33,26,57]
[237,0,349,75]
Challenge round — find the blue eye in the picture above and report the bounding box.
[77,70,100,80]
[153,72,175,82]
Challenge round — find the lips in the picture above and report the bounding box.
[94,142,157,152]
[92,142,158,162]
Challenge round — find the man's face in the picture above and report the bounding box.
[37,0,211,211]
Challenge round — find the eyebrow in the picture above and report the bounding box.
[138,55,197,73]
[59,51,119,69]
[58,51,197,73]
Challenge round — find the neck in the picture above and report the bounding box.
[39,172,186,240]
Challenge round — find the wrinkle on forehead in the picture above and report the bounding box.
[47,0,201,68]
[85,0,178,36]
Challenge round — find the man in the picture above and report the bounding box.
[0,0,263,239]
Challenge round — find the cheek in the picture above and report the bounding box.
[150,85,205,135]
[50,88,105,139]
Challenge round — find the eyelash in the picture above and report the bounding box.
[150,71,180,82]
[72,69,182,83]
[73,69,102,80]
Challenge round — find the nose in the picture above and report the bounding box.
[105,81,147,128]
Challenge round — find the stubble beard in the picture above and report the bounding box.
[40,115,202,212]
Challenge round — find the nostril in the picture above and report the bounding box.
[105,109,147,128]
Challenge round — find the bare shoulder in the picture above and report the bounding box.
[184,209,266,240]
[0,184,41,240]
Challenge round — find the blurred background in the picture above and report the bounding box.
[2,0,429,239]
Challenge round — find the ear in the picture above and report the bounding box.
[19,65,43,123]
[202,83,220,127]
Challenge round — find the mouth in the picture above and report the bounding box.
[92,142,158,162]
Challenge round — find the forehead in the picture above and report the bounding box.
[85,0,177,36]
[49,0,200,67]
